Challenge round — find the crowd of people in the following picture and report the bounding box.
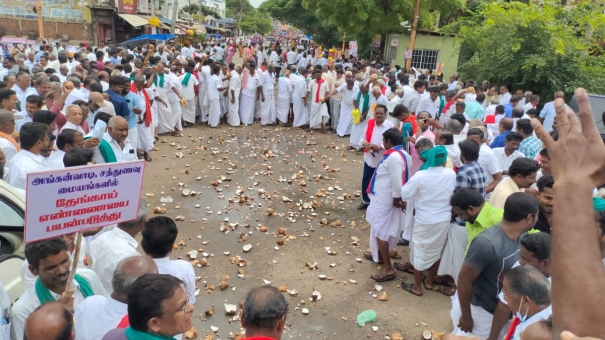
[1,37,605,340]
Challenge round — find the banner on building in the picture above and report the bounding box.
[118,0,138,14]
[405,49,413,59]
[436,63,444,76]
[371,35,381,48]
[138,0,149,14]
[349,41,358,56]
[24,160,145,243]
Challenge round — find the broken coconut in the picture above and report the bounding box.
[224,304,237,315]
[182,189,191,197]
[242,244,253,252]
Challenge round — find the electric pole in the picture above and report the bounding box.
[36,0,44,40]
[170,0,179,34]
[151,0,157,34]
[405,0,420,70]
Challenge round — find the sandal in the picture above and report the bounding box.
[370,272,396,282]
[363,252,383,264]
[357,202,369,210]
[437,285,456,297]
[394,262,415,274]
[401,282,422,296]
[422,277,438,291]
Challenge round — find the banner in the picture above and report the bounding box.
[138,0,149,14]
[117,0,138,14]
[349,41,358,56]
[24,160,145,243]
[371,35,381,48]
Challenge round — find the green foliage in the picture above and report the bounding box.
[179,4,221,18]
[444,0,605,100]
[226,0,271,33]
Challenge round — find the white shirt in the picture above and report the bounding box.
[360,120,396,168]
[90,227,140,293]
[513,306,552,340]
[92,132,138,164]
[277,76,292,100]
[416,96,439,118]
[7,149,47,191]
[64,88,89,108]
[12,85,35,108]
[257,50,266,65]
[154,257,196,303]
[60,121,85,135]
[447,80,458,91]
[368,148,412,206]
[166,73,182,102]
[478,143,503,187]
[0,137,18,163]
[101,81,109,91]
[337,84,360,112]
[10,268,107,340]
[492,147,525,174]
[47,149,66,170]
[229,72,241,97]
[14,111,32,132]
[286,51,297,64]
[87,52,97,61]
[241,72,260,97]
[74,295,127,340]
[181,46,192,58]
[297,55,308,68]
[500,92,512,106]
[402,90,421,113]
[179,73,199,100]
[400,166,457,224]
[260,71,275,92]
[207,74,222,101]
[270,51,281,67]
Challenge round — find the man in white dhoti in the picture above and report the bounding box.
[152,63,174,135]
[239,62,261,126]
[207,64,228,128]
[351,84,370,149]
[219,64,231,118]
[276,69,292,126]
[304,69,330,133]
[133,76,153,161]
[197,58,212,124]
[258,64,276,126]
[396,145,456,296]
[365,128,411,282]
[167,65,184,134]
[329,68,345,132]
[227,64,242,126]
[292,68,309,128]
[331,71,358,137]
[179,63,199,126]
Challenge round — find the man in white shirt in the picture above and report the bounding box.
[239,62,261,125]
[215,44,225,64]
[12,71,34,108]
[74,256,158,340]
[415,86,440,118]
[64,78,89,108]
[142,216,197,304]
[166,66,185,133]
[207,64,227,128]
[227,64,242,127]
[24,52,36,73]
[466,127,503,195]
[8,122,48,191]
[492,132,525,176]
[259,65,277,126]
[0,110,20,163]
[402,81,425,115]
[286,47,297,68]
[179,65,199,125]
[60,105,86,135]
[48,129,84,169]
[14,94,43,133]
[180,43,193,58]
[89,200,147,293]
[92,116,138,164]
[276,69,293,126]
[11,237,107,339]
[447,74,458,91]
[358,104,395,209]
[499,85,512,106]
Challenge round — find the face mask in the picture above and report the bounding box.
[515,297,530,322]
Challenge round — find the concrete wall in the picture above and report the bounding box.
[384,32,460,78]
[0,0,92,23]
[0,18,93,42]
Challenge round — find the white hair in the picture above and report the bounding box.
[371,86,381,95]
[66,104,82,114]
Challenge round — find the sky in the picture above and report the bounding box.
[249,0,265,8]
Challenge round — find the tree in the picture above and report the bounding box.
[259,0,341,46]
[179,4,200,15]
[444,0,605,100]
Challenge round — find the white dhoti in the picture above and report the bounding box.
[330,98,341,130]
[276,97,290,124]
[366,202,404,262]
[410,221,450,271]
[156,87,174,134]
[437,223,468,283]
[208,99,221,128]
[198,88,209,123]
[137,123,153,152]
[309,101,329,129]
[239,94,256,125]
[182,98,196,123]
[220,93,229,117]
[260,92,276,125]
[254,96,262,120]
[401,200,415,241]
[292,98,308,127]
[350,119,367,147]
[168,99,182,131]
[151,101,159,129]
[227,95,240,126]
[450,292,508,339]
[128,127,138,151]
[336,106,353,137]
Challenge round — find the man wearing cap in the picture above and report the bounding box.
[88,92,113,127]
[0,110,21,163]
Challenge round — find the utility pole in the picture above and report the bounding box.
[342,32,346,58]
[151,0,157,34]
[36,0,44,40]
[170,0,179,34]
[405,0,420,70]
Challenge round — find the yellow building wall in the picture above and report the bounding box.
[0,0,92,23]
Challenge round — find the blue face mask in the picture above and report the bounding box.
[516,298,530,322]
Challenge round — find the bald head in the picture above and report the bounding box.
[108,116,128,129]
[24,302,74,340]
[112,256,158,301]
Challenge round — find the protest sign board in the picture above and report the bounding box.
[24,160,145,243]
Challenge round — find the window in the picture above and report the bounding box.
[411,49,440,70]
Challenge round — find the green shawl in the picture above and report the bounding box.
[99,138,118,163]
[35,274,94,305]
[181,72,192,86]
[419,146,448,170]
[154,73,165,88]
[125,327,176,340]
[356,91,370,116]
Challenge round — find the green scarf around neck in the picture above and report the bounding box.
[154,73,165,88]
[594,197,605,211]
[181,72,192,86]
[357,91,370,115]
[419,146,448,170]
[125,327,176,340]
[35,274,94,305]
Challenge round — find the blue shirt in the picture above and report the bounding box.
[105,89,130,119]
[539,100,565,133]
[35,50,45,62]
[124,91,142,129]
[504,103,515,118]
[490,130,511,149]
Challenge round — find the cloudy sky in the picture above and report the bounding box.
[249,0,265,8]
